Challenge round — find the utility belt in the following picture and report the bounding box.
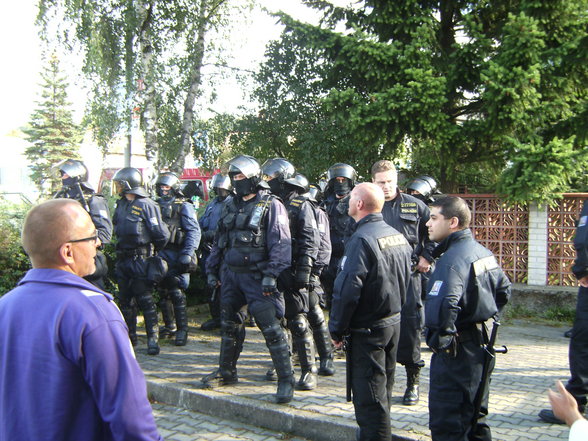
[349,313,401,334]
[226,262,267,274]
[117,245,152,259]
[456,323,486,345]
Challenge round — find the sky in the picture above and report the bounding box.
[0,0,349,137]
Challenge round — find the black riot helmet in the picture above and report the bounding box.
[261,158,296,197]
[210,173,232,200]
[308,184,323,203]
[327,163,356,197]
[406,175,438,202]
[285,173,310,195]
[113,167,144,196]
[222,155,262,197]
[55,159,88,183]
[155,172,182,198]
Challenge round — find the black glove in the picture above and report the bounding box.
[294,265,312,290]
[207,273,219,289]
[178,254,191,272]
[261,275,277,295]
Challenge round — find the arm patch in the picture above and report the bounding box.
[377,234,407,250]
[473,255,498,275]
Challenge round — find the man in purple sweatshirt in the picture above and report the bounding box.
[0,199,163,441]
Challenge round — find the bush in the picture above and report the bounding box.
[0,200,31,295]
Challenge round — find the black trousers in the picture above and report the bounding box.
[351,323,400,441]
[429,340,492,441]
[567,285,588,408]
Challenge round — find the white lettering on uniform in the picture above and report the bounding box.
[150,216,159,226]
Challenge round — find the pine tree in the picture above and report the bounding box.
[23,53,81,195]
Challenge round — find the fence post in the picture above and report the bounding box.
[527,202,548,286]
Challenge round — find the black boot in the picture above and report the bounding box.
[170,289,189,346]
[262,322,295,404]
[138,293,160,356]
[289,314,317,391]
[539,403,585,424]
[201,318,221,331]
[121,301,138,345]
[201,320,244,388]
[158,293,176,339]
[403,365,420,405]
[308,304,335,376]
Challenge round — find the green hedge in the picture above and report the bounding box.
[0,200,31,295]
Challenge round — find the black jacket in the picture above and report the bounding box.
[572,200,588,280]
[329,213,412,340]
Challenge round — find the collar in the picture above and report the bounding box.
[432,228,473,258]
[351,213,383,232]
[18,268,113,301]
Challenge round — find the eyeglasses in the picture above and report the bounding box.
[68,232,99,244]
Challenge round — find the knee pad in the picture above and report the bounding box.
[287,314,308,337]
[169,289,187,307]
[250,302,277,329]
[306,304,325,330]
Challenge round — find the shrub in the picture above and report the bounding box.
[0,200,31,295]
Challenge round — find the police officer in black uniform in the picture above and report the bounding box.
[53,159,113,290]
[539,199,588,424]
[297,174,336,376]
[425,196,511,441]
[406,175,439,204]
[155,172,201,346]
[201,155,295,404]
[371,160,435,405]
[199,173,233,331]
[330,183,412,441]
[321,163,357,307]
[112,167,170,355]
[262,159,321,390]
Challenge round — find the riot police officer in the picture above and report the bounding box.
[330,183,412,441]
[372,160,435,405]
[321,163,357,307]
[113,167,170,355]
[406,175,439,204]
[425,196,510,441]
[155,172,201,346]
[296,174,335,376]
[262,159,321,390]
[199,173,233,331]
[201,155,295,404]
[53,159,113,290]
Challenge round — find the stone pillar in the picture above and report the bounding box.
[527,202,548,286]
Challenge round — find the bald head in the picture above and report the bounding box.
[22,199,95,270]
[348,183,385,221]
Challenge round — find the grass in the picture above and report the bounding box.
[502,304,575,327]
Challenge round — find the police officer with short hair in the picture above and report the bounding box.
[330,183,412,441]
[321,163,357,307]
[53,159,113,290]
[372,159,435,405]
[539,199,588,424]
[201,155,295,404]
[113,167,170,355]
[155,172,201,346]
[199,173,233,331]
[262,160,321,390]
[425,196,511,441]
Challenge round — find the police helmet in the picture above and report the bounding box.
[308,184,323,203]
[210,173,232,191]
[113,167,144,195]
[155,172,182,197]
[327,163,357,183]
[55,159,88,183]
[223,155,261,180]
[261,158,296,183]
[285,173,310,193]
[406,175,438,199]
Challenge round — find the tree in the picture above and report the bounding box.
[38,0,250,173]
[23,53,81,195]
[240,0,587,199]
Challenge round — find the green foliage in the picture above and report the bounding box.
[22,53,81,196]
[235,0,587,199]
[0,201,31,296]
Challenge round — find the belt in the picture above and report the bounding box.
[227,264,261,274]
[117,246,151,258]
[350,313,402,334]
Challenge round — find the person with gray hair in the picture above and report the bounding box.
[0,199,162,441]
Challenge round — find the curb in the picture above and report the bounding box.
[146,379,420,441]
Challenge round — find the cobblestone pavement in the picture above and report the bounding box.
[137,319,573,441]
[152,402,311,441]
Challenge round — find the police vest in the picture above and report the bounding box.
[159,198,187,247]
[216,194,273,268]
